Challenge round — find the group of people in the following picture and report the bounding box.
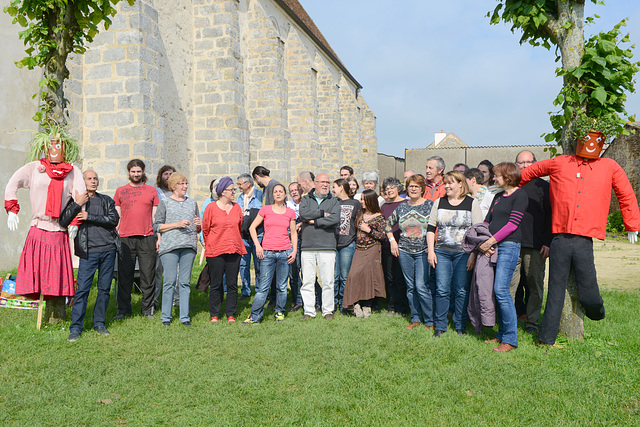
[6,145,639,351]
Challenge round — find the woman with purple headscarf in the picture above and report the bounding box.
[202,176,247,324]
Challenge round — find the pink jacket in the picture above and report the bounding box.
[4,161,85,232]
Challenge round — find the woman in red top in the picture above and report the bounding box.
[202,177,247,323]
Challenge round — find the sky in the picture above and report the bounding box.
[299,1,640,157]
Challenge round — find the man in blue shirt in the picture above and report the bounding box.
[237,173,263,299]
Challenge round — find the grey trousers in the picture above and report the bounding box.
[510,247,546,330]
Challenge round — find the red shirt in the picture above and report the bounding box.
[520,155,640,240]
[423,178,446,201]
[258,205,296,250]
[113,184,159,237]
[202,201,247,257]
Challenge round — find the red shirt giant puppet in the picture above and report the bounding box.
[4,128,85,299]
[520,141,640,346]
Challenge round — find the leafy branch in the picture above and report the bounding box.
[543,20,639,146]
[3,0,134,124]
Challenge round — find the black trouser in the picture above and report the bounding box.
[207,254,241,318]
[538,234,605,344]
[382,246,408,313]
[118,235,157,316]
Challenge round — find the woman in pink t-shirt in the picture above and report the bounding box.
[244,184,297,323]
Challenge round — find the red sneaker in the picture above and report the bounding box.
[210,316,219,323]
[227,316,236,324]
[405,322,421,330]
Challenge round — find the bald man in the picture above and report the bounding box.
[60,170,121,341]
[299,173,341,319]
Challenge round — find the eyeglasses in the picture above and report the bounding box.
[223,187,236,193]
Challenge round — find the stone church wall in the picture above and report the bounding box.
[0,0,377,269]
[66,0,378,198]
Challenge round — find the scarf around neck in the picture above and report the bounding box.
[40,158,73,219]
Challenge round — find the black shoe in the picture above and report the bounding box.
[456,329,466,336]
[239,294,250,300]
[67,332,80,342]
[525,326,537,335]
[182,321,192,327]
[113,312,130,320]
[162,321,171,327]
[433,330,445,338]
[93,326,110,335]
[315,305,321,312]
[340,308,349,316]
[290,304,303,312]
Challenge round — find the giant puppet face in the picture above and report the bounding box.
[47,139,65,163]
[576,131,605,160]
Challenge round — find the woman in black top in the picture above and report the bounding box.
[332,178,360,313]
[479,162,528,352]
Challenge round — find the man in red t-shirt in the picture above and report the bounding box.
[113,159,159,319]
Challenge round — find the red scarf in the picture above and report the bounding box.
[41,159,73,219]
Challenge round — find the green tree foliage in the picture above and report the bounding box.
[490,0,639,154]
[4,0,135,124]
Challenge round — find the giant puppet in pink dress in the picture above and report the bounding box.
[4,129,85,299]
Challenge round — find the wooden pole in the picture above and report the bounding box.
[36,294,44,330]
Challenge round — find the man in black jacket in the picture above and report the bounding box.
[511,151,552,334]
[60,170,120,341]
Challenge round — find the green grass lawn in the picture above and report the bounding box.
[1,263,640,425]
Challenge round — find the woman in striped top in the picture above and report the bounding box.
[478,162,529,352]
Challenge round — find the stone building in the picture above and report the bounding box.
[0,0,377,270]
[65,0,377,197]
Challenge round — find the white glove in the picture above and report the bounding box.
[7,212,19,231]
[629,231,638,245]
[68,225,78,240]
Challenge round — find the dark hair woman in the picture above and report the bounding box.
[332,178,360,312]
[244,184,297,323]
[342,190,386,318]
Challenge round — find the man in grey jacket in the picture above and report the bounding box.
[299,173,340,319]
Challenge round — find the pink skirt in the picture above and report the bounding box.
[16,227,75,298]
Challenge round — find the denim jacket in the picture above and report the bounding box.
[237,187,264,211]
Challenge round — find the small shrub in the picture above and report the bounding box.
[607,210,624,233]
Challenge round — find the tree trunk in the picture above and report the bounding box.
[40,7,75,325]
[549,0,587,340]
[558,267,585,339]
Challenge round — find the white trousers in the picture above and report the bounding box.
[300,250,336,317]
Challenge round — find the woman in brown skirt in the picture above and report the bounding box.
[342,189,387,318]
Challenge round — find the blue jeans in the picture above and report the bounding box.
[70,250,116,333]
[250,249,291,322]
[240,238,261,296]
[494,241,521,347]
[434,249,471,331]
[398,250,434,325]
[334,241,356,310]
[160,249,196,323]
